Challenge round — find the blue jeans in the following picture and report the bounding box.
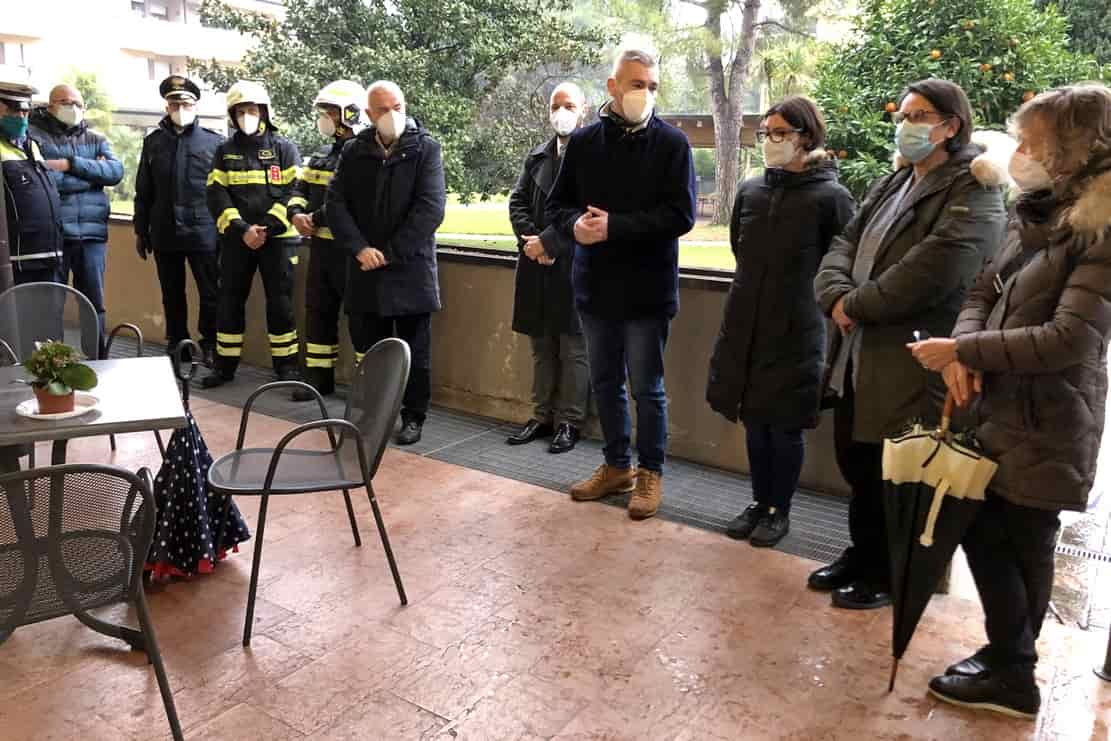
[744,423,804,511]
[580,312,670,473]
[62,240,107,353]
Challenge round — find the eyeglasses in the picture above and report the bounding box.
[755,128,801,143]
[892,110,951,125]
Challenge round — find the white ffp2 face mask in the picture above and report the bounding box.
[375,110,406,144]
[317,114,337,138]
[170,108,196,128]
[620,89,654,124]
[1008,151,1053,192]
[237,112,260,136]
[54,104,82,128]
[762,139,798,169]
[550,108,579,137]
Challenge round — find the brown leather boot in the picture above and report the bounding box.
[570,464,636,501]
[628,469,662,520]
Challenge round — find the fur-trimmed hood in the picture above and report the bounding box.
[893,129,1013,188]
[1065,167,1111,238]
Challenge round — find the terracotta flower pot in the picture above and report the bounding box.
[33,386,75,414]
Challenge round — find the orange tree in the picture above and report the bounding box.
[814,0,1100,196]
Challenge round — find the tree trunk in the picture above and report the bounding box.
[705,0,761,226]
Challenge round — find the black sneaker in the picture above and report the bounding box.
[928,672,1040,720]
[807,553,857,591]
[396,419,423,446]
[725,503,767,541]
[946,647,993,678]
[831,580,892,610]
[200,371,232,389]
[749,507,790,548]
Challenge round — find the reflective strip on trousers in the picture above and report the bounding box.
[306,342,339,368]
[269,330,299,358]
[217,331,244,357]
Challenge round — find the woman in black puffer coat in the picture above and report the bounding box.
[707,96,855,547]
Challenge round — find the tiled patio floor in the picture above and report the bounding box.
[0,400,1108,740]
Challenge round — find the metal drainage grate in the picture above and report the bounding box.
[1055,543,1111,564]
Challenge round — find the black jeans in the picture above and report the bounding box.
[744,423,804,511]
[833,382,890,588]
[962,495,1060,672]
[154,250,219,350]
[349,312,432,423]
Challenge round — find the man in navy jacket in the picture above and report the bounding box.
[30,84,124,347]
[547,47,696,520]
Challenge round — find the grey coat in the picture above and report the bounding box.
[815,144,1008,442]
[953,165,1111,512]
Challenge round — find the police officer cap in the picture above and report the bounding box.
[160,75,200,103]
[0,65,37,111]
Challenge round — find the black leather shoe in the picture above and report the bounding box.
[396,419,423,446]
[277,367,315,402]
[928,672,1040,720]
[946,647,994,678]
[200,345,215,369]
[507,419,553,446]
[807,554,857,591]
[548,423,580,454]
[831,581,892,610]
[726,503,767,541]
[750,507,790,548]
[200,371,232,389]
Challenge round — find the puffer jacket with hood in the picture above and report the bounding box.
[953,159,1111,513]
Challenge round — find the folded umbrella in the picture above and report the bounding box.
[146,341,250,578]
[883,392,997,691]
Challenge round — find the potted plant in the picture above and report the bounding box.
[22,341,98,414]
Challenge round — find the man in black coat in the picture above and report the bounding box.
[326,80,446,446]
[547,48,696,520]
[506,82,588,454]
[134,76,224,365]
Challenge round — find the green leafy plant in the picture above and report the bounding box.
[22,341,98,397]
[813,0,1101,197]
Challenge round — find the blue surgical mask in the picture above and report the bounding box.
[0,114,28,141]
[895,122,940,163]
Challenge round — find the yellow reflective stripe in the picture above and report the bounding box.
[269,331,297,344]
[207,169,229,186]
[301,168,333,186]
[216,346,242,357]
[306,343,340,355]
[229,170,268,185]
[217,332,244,343]
[267,202,291,229]
[216,208,242,234]
[290,254,300,264]
[270,345,299,357]
[315,227,334,240]
[287,196,310,209]
[355,352,366,364]
[0,141,28,162]
[305,357,336,368]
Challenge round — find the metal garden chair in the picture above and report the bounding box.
[0,463,183,740]
[0,282,164,458]
[208,337,409,646]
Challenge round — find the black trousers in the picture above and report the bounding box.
[303,244,348,390]
[963,495,1060,672]
[349,312,431,423]
[833,381,890,588]
[745,423,805,511]
[154,250,219,350]
[215,240,299,375]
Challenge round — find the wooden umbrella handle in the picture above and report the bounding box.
[939,391,955,435]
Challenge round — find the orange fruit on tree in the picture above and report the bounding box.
[980,63,992,72]
[1003,72,1015,82]
[838,150,849,159]
[884,102,897,113]
[930,49,942,60]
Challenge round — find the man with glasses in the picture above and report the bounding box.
[134,76,224,366]
[30,83,124,351]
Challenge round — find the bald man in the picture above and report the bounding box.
[30,84,124,350]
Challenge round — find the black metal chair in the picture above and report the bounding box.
[208,337,409,646]
[0,282,164,458]
[0,463,183,740]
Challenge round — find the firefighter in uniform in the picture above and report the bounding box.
[287,80,366,397]
[202,80,305,391]
[0,68,63,285]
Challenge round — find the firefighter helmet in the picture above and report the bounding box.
[313,80,367,131]
[225,80,270,113]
